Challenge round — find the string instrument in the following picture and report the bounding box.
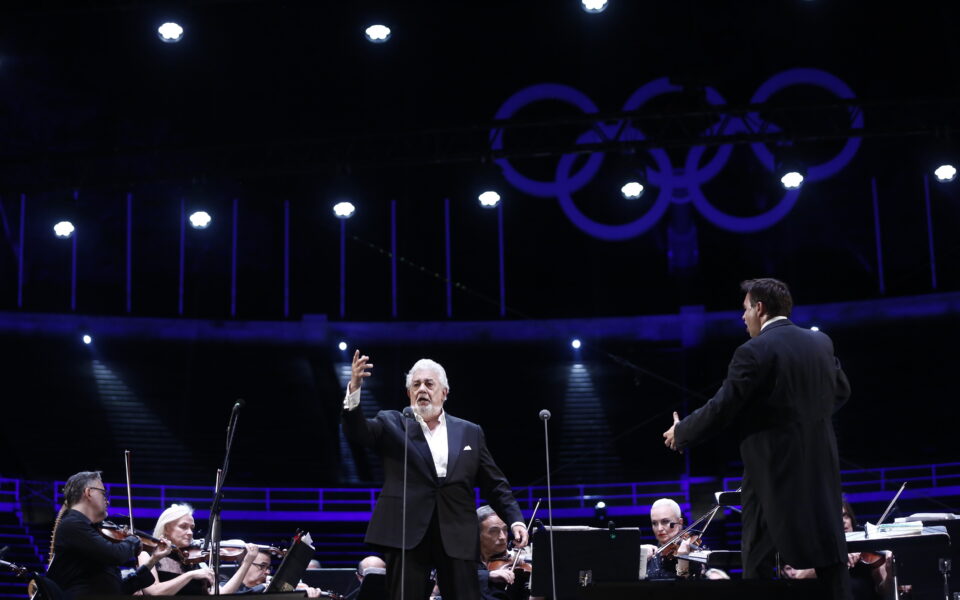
[857,551,887,570]
[486,499,540,599]
[658,531,704,559]
[99,520,168,551]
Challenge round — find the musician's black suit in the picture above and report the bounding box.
[675,319,851,597]
[343,407,523,600]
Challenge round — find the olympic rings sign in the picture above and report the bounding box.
[490,68,863,240]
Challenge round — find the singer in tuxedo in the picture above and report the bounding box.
[663,278,852,600]
[341,351,528,600]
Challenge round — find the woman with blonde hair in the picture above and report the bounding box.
[138,503,259,595]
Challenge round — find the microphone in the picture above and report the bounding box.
[402,406,416,419]
[539,409,551,421]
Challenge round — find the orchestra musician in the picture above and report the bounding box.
[639,498,702,580]
[341,351,527,600]
[344,556,386,600]
[45,471,173,600]
[476,505,516,600]
[137,503,260,595]
[664,278,852,600]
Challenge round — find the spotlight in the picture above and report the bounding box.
[780,170,804,190]
[478,191,501,208]
[365,24,391,43]
[188,211,212,229]
[338,341,348,351]
[333,201,356,219]
[82,334,92,345]
[157,22,184,43]
[810,326,820,332]
[594,500,607,520]
[53,221,75,239]
[571,338,582,349]
[581,0,609,13]
[934,164,957,183]
[621,181,644,199]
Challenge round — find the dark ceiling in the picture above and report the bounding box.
[2,0,959,321]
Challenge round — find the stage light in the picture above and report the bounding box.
[365,24,391,43]
[810,326,820,332]
[780,170,804,190]
[934,164,957,183]
[338,341,348,351]
[53,221,75,239]
[594,500,607,520]
[82,334,92,345]
[621,181,644,199]
[158,22,184,43]
[188,211,212,229]
[581,0,609,13]
[571,338,582,349]
[333,201,356,219]
[478,191,501,208]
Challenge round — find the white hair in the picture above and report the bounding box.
[153,503,194,539]
[650,498,682,521]
[405,358,450,393]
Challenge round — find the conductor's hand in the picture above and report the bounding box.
[349,350,373,393]
[663,411,682,453]
[512,524,528,548]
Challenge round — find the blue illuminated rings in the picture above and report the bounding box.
[491,69,863,239]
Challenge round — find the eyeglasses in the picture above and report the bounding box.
[251,562,271,571]
[651,518,677,528]
[88,487,110,500]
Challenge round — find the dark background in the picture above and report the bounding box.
[0,0,958,489]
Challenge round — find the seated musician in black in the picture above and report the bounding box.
[640,498,701,580]
[46,471,172,600]
[477,505,525,600]
[138,503,259,595]
[344,556,386,600]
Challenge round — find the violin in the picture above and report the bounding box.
[99,521,168,551]
[173,539,287,566]
[857,551,887,570]
[657,531,704,558]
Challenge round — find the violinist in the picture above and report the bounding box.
[138,503,260,595]
[476,506,515,600]
[639,498,701,580]
[46,471,173,600]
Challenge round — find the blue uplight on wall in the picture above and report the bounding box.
[478,191,501,208]
[338,341,348,351]
[82,334,93,345]
[333,202,356,219]
[571,338,582,349]
[621,181,644,199]
[581,0,609,13]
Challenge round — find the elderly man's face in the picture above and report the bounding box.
[480,515,508,559]
[407,368,447,421]
[650,504,682,545]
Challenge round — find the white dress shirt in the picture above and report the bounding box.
[343,386,448,477]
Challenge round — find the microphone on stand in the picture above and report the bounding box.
[400,405,416,600]
[539,408,557,600]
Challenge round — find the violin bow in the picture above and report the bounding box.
[510,498,541,570]
[655,504,720,555]
[124,450,135,533]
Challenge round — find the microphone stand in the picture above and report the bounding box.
[401,406,416,600]
[539,409,558,600]
[203,399,244,596]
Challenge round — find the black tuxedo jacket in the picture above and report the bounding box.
[675,319,851,568]
[343,407,523,561]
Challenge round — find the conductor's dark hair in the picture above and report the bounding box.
[740,278,793,318]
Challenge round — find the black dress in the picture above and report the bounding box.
[46,509,155,600]
[154,555,210,595]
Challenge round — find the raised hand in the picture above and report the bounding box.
[349,350,374,393]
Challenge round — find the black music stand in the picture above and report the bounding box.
[530,525,642,600]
